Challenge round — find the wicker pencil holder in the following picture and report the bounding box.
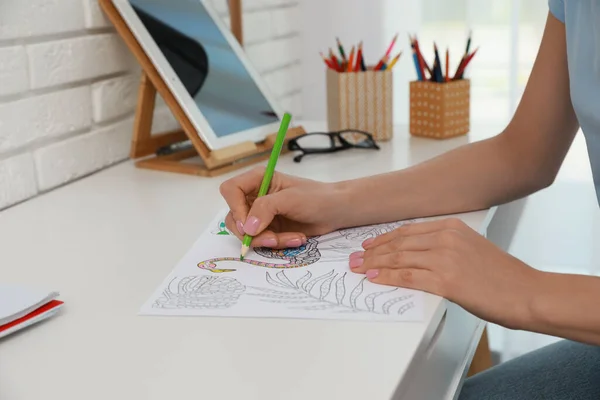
[326,68,393,142]
[409,79,470,139]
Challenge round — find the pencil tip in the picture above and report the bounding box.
[240,245,249,260]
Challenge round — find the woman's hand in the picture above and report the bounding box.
[219,167,346,249]
[349,218,541,329]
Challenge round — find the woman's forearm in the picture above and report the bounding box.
[337,133,547,228]
[525,272,600,346]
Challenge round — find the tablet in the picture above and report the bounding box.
[112,0,285,150]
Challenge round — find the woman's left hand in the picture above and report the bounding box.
[349,218,541,329]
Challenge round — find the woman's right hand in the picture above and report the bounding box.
[219,167,346,249]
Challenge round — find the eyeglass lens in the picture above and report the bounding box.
[338,131,373,147]
[292,133,336,150]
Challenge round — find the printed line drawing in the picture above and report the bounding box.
[248,270,416,315]
[199,219,414,273]
[141,212,425,321]
[198,237,322,273]
[337,220,414,241]
[152,275,245,309]
[211,220,232,236]
[305,220,417,257]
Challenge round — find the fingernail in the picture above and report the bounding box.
[349,251,364,259]
[261,238,278,247]
[349,257,364,269]
[362,238,375,248]
[366,269,379,279]
[285,238,302,248]
[244,216,260,235]
[236,221,245,235]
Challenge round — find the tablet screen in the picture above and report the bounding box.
[129,0,279,138]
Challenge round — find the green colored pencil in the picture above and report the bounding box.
[240,112,292,260]
[336,37,347,63]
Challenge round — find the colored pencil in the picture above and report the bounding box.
[320,52,335,70]
[374,54,388,71]
[404,32,478,81]
[329,49,341,71]
[453,48,476,80]
[411,49,422,80]
[336,37,347,64]
[412,36,430,79]
[452,30,473,79]
[354,42,363,72]
[387,51,402,69]
[385,33,399,58]
[445,48,449,82]
[347,45,356,72]
[457,47,478,79]
[433,43,442,82]
[452,55,465,80]
[372,33,398,71]
[360,50,367,71]
[466,47,478,64]
[465,29,472,54]
[240,113,292,259]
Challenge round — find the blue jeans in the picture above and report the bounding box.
[458,340,600,400]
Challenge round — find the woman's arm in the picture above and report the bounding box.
[526,272,600,345]
[337,12,579,228]
[354,218,600,346]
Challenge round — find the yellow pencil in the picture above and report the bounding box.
[387,51,402,69]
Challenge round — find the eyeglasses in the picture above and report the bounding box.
[287,129,380,162]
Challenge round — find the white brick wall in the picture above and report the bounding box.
[0,153,37,210]
[83,0,111,28]
[0,0,86,40]
[0,0,303,211]
[91,74,138,122]
[34,118,134,190]
[28,34,136,89]
[0,86,93,152]
[0,46,29,97]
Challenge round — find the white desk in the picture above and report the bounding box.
[0,124,503,399]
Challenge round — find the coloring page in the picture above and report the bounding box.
[140,209,424,322]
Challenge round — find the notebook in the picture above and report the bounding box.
[0,284,63,339]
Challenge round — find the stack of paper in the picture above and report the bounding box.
[0,284,63,339]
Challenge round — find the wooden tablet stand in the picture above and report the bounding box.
[99,0,306,177]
